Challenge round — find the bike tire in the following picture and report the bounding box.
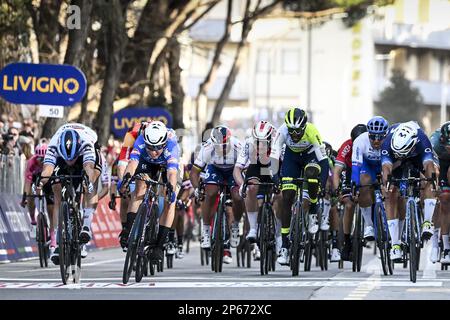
[375,203,388,276]
[58,202,70,285]
[259,205,267,275]
[122,210,143,284]
[304,234,313,272]
[409,201,417,283]
[352,204,362,272]
[212,201,224,273]
[37,213,45,268]
[135,256,144,282]
[290,203,302,276]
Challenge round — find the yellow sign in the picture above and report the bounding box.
[2,75,80,94]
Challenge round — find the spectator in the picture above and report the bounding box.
[1,127,22,156]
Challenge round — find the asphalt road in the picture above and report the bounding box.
[0,240,449,300]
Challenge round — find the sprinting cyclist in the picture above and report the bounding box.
[21,144,54,238]
[429,122,450,263]
[37,123,102,265]
[381,121,437,261]
[190,125,244,264]
[119,121,179,262]
[117,121,150,250]
[270,107,329,265]
[331,124,367,261]
[234,120,276,261]
[351,117,390,244]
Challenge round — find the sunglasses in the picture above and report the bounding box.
[369,133,385,141]
[146,144,166,152]
[288,128,304,135]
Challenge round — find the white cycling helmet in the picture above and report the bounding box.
[143,121,168,147]
[390,122,419,157]
[252,120,275,141]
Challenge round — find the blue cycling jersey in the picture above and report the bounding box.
[381,123,433,166]
[129,129,180,171]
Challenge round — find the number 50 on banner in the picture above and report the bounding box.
[38,105,64,118]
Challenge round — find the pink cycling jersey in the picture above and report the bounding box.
[25,155,43,183]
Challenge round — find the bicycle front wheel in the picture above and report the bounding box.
[408,201,418,283]
[58,202,71,284]
[122,210,143,284]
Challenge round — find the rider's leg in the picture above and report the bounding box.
[244,179,259,240]
[201,184,219,247]
[359,173,374,239]
[50,183,62,247]
[440,193,450,262]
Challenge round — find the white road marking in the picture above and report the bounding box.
[7,258,124,273]
[0,280,442,289]
[422,242,437,279]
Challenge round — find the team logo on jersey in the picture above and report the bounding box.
[425,148,431,153]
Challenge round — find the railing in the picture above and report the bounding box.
[0,155,25,194]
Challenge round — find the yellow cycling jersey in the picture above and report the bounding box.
[270,122,326,161]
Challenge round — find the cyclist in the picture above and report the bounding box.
[381,121,437,261]
[117,121,151,250]
[352,117,389,245]
[270,107,329,265]
[322,141,341,262]
[190,125,244,264]
[234,120,276,260]
[119,121,179,262]
[37,123,102,265]
[331,124,367,261]
[21,144,54,239]
[429,122,450,263]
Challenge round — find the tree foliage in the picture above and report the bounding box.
[375,69,424,126]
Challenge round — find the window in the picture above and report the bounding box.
[256,49,271,73]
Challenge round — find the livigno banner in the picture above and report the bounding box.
[0,62,87,106]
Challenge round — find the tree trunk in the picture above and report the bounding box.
[195,0,232,138]
[40,0,93,139]
[167,39,185,129]
[210,0,281,125]
[94,0,128,145]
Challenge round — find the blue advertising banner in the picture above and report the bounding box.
[0,62,87,106]
[0,194,37,263]
[111,107,173,138]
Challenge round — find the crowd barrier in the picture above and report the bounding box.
[0,193,122,263]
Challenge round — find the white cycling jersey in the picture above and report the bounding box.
[236,137,272,169]
[352,132,381,167]
[194,137,242,170]
[44,123,98,166]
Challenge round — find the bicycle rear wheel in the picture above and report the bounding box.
[58,202,70,284]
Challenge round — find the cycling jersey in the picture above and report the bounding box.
[129,129,179,171]
[335,139,352,169]
[118,122,148,167]
[25,155,43,183]
[271,123,326,162]
[236,137,271,169]
[351,132,382,186]
[430,129,450,162]
[44,123,97,166]
[193,137,242,170]
[381,123,433,166]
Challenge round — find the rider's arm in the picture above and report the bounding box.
[189,142,210,189]
[350,136,364,186]
[190,166,201,189]
[39,163,55,187]
[83,161,96,184]
[234,140,249,187]
[269,128,285,176]
[332,164,344,192]
[233,165,245,188]
[381,163,392,187]
[380,136,394,187]
[308,124,329,189]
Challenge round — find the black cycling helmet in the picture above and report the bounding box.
[440,121,450,145]
[351,124,367,142]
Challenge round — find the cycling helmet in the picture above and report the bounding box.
[210,126,231,145]
[285,107,307,130]
[252,120,275,141]
[143,121,168,147]
[138,121,151,136]
[367,116,389,135]
[390,122,419,158]
[58,129,81,161]
[35,144,48,158]
[351,124,367,141]
[440,121,450,145]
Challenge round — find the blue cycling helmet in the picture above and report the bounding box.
[367,116,389,135]
[58,129,81,161]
